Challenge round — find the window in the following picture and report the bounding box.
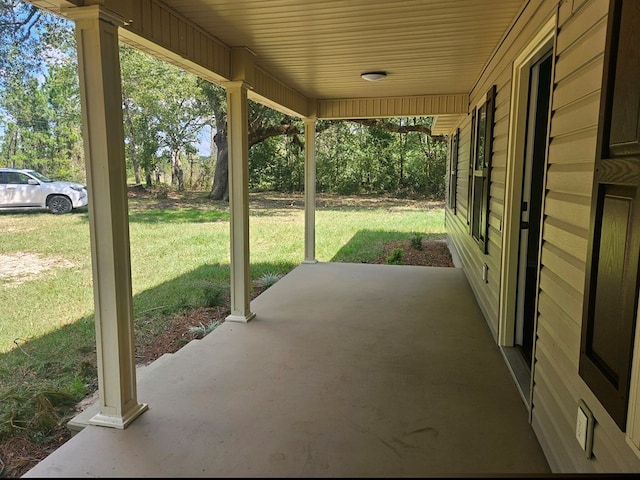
[448,128,460,212]
[5,172,30,184]
[580,0,640,432]
[469,85,496,253]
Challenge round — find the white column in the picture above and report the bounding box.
[303,118,318,264]
[225,81,255,323]
[68,5,147,428]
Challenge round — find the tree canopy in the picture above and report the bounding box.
[0,1,448,200]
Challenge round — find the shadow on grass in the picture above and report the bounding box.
[0,259,296,446]
[127,207,229,224]
[330,229,447,263]
[0,225,443,449]
[0,206,89,217]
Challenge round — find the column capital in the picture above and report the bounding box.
[222,80,253,94]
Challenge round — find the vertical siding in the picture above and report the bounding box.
[446,0,640,472]
[316,94,468,119]
[119,0,232,80]
[252,68,310,118]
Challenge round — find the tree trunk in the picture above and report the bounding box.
[133,157,141,184]
[209,131,229,201]
[123,103,141,184]
[171,150,185,191]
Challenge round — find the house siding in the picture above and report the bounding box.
[446,0,640,472]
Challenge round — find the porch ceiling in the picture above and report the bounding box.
[161,0,526,100]
[31,0,527,120]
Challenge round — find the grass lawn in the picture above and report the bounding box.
[0,190,445,448]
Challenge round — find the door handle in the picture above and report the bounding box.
[521,221,529,230]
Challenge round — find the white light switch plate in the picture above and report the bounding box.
[576,400,594,459]
[576,407,588,450]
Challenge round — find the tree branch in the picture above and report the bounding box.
[346,118,446,141]
[247,118,446,149]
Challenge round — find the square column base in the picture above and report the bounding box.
[89,402,148,429]
[226,312,256,323]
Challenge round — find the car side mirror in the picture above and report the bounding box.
[27,179,39,185]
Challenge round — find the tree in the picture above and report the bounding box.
[199,79,307,201]
[1,3,447,198]
[0,3,82,180]
[199,93,447,200]
[41,50,83,179]
[120,45,212,190]
[197,80,227,199]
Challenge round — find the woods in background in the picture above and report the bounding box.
[0,1,447,200]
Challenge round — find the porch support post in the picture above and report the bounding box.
[67,5,147,428]
[303,118,318,264]
[225,81,255,323]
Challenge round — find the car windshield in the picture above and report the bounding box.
[26,170,53,182]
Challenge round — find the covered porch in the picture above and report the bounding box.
[25,262,549,477]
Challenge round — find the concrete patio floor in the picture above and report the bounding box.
[24,262,550,477]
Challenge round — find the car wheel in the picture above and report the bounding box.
[48,195,72,214]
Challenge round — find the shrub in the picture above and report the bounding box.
[410,232,424,250]
[256,272,283,289]
[386,247,403,265]
[188,320,222,339]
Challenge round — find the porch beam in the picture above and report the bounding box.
[316,94,469,120]
[67,5,147,428]
[225,81,256,323]
[303,118,318,264]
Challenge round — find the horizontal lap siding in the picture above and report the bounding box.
[447,115,500,337]
[449,0,557,340]
[446,0,640,471]
[533,0,640,472]
[533,0,603,470]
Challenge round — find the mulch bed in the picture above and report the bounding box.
[373,238,454,267]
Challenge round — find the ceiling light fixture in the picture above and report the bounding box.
[361,71,387,81]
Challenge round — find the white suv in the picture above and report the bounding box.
[0,168,88,214]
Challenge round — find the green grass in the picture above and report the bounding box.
[0,192,445,446]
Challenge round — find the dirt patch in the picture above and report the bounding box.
[126,186,444,213]
[0,252,74,287]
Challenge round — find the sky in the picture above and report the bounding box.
[198,125,212,156]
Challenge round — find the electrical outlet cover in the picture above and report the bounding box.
[577,400,594,459]
[576,407,587,450]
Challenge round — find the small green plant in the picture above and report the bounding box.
[256,272,283,289]
[386,247,404,265]
[188,320,223,339]
[410,232,424,250]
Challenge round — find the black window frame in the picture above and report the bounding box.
[469,85,496,254]
[448,128,460,213]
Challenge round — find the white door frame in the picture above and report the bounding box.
[498,15,556,348]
